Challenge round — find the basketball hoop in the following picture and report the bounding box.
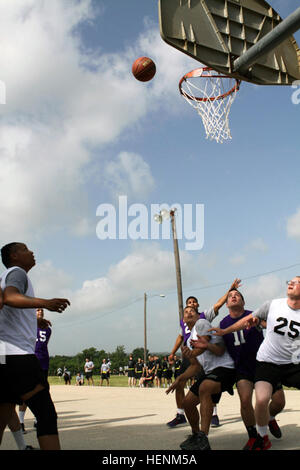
[179,67,240,144]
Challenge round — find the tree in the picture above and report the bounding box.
[109,345,128,371]
[131,347,147,362]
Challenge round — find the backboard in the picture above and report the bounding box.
[159,0,300,85]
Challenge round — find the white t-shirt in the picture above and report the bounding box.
[101,363,110,373]
[84,361,94,372]
[187,319,235,374]
[253,298,300,364]
[0,267,36,355]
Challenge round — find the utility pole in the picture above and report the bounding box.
[170,210,184,321]
[144,292,147,364]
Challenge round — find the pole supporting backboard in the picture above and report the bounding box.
[234,7,300,76]
[159,0,300,85]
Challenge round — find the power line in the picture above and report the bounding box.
[56,261,300,328]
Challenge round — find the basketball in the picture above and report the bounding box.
[132,56,156,82]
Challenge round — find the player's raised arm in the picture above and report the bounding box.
[168,334,183,363]
[209,312,256,336]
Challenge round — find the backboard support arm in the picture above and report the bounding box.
[234,7,300,76]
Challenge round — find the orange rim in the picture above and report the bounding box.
[179,67,240,102]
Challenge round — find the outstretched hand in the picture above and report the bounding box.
[45,298,70,313]
[190,335,209,350]
[166,378,181,395]
[208,326,225,336]
[230,278,242,290]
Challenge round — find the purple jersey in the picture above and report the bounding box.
[180,311,205,345]
[220,310,263,378]
[35,327,52,370]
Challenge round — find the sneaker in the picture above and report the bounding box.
[251,434,272,450]
[21,423,27,434]
[268,419,282,438]
[180,431,211,451]
[211,414,220,427]
[167,413,187,428]
[243,437,257,450]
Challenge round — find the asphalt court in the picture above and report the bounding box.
[2,385,300,451]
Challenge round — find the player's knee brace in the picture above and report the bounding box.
[25,388,58,437]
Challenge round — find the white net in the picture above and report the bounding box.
[180,68,240,144]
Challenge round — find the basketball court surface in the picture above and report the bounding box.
[2,386,300,450]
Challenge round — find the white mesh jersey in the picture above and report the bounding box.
[187,319,235,374]
[0,267,36,355]
[253,298,300,364]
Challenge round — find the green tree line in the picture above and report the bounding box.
[49,346,149,376]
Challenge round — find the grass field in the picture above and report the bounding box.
[48,374,131,387]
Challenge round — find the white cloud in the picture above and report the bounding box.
[104,151,155,200]
[247,238,268,253]
[38,243,199,322]
[287,208,300,240]
[229,237,268,266]
[30,260,73,298]
[229,254,246,266]
[242,274,286,309]
[0,0,195,242]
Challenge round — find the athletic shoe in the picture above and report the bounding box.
[268,419,282,438]
[251,435,272,450]
[211,414,220,427]
[180,431,211,451]
[21,423,27,434]
[243,437,257,450]
[167,413,187,428]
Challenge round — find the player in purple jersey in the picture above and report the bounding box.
[19,308,52,433]
[202,288,285,450]
[35,308,52,377]
[166,278,241,428]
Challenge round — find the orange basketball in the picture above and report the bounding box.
[132,56,156,82]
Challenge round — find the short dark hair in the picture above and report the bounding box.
[227,288,245,303]
[183,306,198,315]
[185,296,198,305]
[1,242,21,268]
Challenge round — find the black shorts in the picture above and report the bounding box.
[190,367,236,404]
[85,372,93,379]
[236,369,283,393]
[156,371,162,379]
[128,370,135,378]
[255,361,300,391]
[101,373,109,380]
[236,371,256,384]
[0,354,49,405]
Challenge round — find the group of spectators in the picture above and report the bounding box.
[57,357,112,386]
[127,354,184,388]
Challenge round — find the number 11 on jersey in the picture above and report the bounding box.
[233,330,246,346]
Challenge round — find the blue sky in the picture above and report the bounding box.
[0,0,300,356]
